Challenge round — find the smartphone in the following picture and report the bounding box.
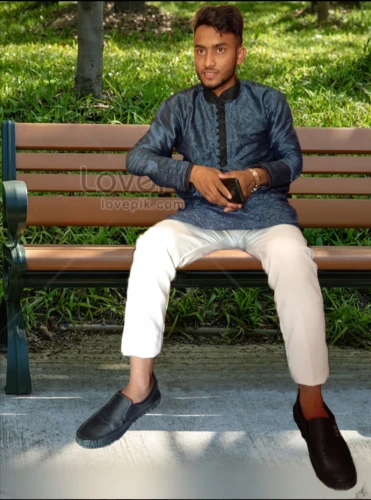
[220,178,245,204]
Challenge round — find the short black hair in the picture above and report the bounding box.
[192,5,244,46]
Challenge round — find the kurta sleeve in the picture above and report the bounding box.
[126,98,194,192]
[254,91,302,189]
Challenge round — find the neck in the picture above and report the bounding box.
[212,75,237,97]
[203,78,241,104]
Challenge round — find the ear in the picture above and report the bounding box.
[236,46,246,66]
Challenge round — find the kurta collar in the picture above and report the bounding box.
[203,78,241,104]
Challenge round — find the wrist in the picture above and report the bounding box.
[189,164,201,184]
[253,167,269,186]
[185,162,195,191]
[246,168,262,192]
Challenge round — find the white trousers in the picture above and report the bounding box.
[121,220,329,386]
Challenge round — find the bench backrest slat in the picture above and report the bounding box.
[14,124,371,154]
[302,156,371,174]
[15,123,149,151]
[15,152,371,174]
[25,196,371,228]
[17,152,130,171]
[18,174,371,196]
[18,173,171,193]
[296,127,371,153]
[290,177,371,195]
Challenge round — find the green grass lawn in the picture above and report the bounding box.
[0,1,371,347]
[1,1,370,125]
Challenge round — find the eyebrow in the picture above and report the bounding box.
[194,42,228,49]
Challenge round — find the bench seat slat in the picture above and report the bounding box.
[18,173,371,195]
[23,245,371,272]
[25,196,371,228]
[16,153,371,174]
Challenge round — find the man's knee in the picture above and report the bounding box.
[267,237,313,264]
[136,224,178,251]
[134,222,186,265]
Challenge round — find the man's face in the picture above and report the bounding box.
[193,25,246,96]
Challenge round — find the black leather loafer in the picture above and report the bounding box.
[76,374,161,449]
[293,392,357,490]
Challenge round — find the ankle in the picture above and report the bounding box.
[120,377,153,404]
[299,394,329,420]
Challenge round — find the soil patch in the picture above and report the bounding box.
[43,2,192,37]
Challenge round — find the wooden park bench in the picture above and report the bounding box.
[1,119,371,395]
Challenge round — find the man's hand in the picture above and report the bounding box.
[190,166,269,213]
[189,165,244,211]
[219,168,269,212]
[218,170,255,212]
[220,170,255,212]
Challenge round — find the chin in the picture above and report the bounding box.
[201,80,222,91]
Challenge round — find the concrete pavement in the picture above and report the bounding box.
[0,334,370,499]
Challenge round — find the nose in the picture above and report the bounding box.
[205,51,216,68]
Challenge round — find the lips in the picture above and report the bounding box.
[203,71,218,79]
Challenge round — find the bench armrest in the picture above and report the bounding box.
[2,180,28,242]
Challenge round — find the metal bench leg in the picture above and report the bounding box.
[4,300,32,395]
[0,296,7,351]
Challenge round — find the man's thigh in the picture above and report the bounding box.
[238,224,311,263]
[136,219,237,268]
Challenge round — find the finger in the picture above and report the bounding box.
[224,203,243,213]
[209,192,229,207]
[216,195,230,207]
[209,183,231,204]
[216,181,233,201]
[226,202,243,209]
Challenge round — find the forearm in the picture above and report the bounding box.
[189,164,201,185]
[254,155,302,189]
[126,146,194,192]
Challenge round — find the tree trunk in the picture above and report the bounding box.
[114,1,145,13]
[74,1,104,99]
[317,1,329,22]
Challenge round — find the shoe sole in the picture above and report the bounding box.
[308,452,357,491]
[293,409,357,491]
[75,397,161,449]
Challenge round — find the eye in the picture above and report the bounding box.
[217,47,225,53]
[196,48,205,55]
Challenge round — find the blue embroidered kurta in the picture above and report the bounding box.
[126,79,303,230]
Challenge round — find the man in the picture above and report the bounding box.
[76,4,357,491]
